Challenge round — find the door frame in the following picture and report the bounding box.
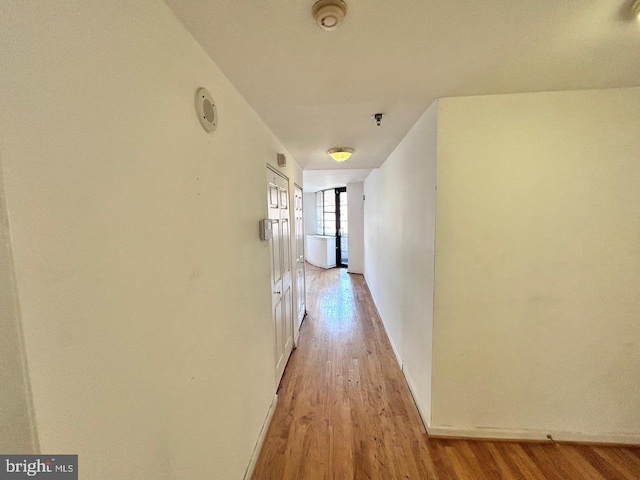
[335,187,347,267]
[293,182,307,336]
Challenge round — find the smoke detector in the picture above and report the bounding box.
[312,0,347,31]
[372,113,385,126]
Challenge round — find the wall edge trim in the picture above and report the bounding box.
[364,274,433,433]
[364,274,402,369]
[243,394,278,480]
[426,425,640,446]
[402,365,431,433]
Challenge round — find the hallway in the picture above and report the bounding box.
[252,265,640,479]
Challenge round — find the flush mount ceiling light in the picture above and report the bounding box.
[328,148,354,162]
[312,0,347,31]
[633,0,640,20]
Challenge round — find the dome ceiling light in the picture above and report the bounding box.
[312,0,347,31]
[328,148,354,162]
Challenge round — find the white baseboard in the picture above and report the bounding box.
[365,277,429,432]
[364,275,403,370]
[426,424,640,446]
[365,274,433,433]
[363,276,640,447]
[243,394,278,480]
[402,364,430,432]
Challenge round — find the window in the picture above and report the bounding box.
[315,189,336,236]
[315,191,323,234]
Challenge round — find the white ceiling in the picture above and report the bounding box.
[303,169,372,192]
[165,0,640,170]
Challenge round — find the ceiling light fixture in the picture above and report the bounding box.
[328,148,354,162]
[312,0,347,31]
[633,0,640,20]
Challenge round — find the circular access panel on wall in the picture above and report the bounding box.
[195,87,218,133]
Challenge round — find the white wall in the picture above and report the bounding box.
[0,0,301,478]
[432,88,640,442]
[303,192,318,267]
[364,102,438,426]
[346,183,364,274]
[0,164,37,453]
[303,192,317,237]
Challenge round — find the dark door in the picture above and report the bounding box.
[335,187,348,267]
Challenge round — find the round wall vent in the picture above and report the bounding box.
[312,0,347,31]
[195,87,217,133]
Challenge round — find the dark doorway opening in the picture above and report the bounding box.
[335,187,348,267]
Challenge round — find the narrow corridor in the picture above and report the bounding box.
[252,265,640,479]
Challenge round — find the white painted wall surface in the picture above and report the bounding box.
[433,88,640,442]
[346,183,364,274]
[0,1,301,478]
[305,236,337,269]
[0,164,37,453]
[303,192,317,237]
[363,102,438,426]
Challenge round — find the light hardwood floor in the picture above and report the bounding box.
[252,264,640,479]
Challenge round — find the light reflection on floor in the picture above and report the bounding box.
[313,267,357,337]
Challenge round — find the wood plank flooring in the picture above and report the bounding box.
[252,264,640,479]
